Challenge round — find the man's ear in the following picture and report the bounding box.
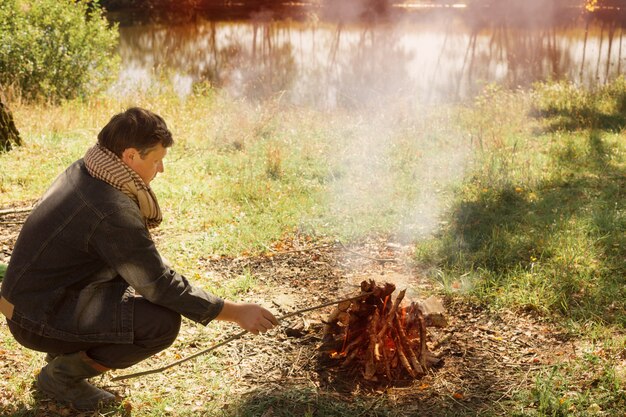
[121,148,138,166]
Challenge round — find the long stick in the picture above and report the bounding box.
[110,291,372,382]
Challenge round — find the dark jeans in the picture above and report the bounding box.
[7,297,181,369]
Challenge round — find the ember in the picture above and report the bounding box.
[322,280,447,381]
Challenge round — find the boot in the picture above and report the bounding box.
[36,352,116,410]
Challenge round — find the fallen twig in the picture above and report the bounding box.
[0,207,33,216]
[262,242,333,256]
[110,291,373,381]
[336,240,397,263]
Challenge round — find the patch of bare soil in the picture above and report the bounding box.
[195,238,570,416]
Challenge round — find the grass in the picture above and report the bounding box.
[0,77,625,416]
[414,82,625,416]
[418,86,625,325]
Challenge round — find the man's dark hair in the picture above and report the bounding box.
[98,107,174,157]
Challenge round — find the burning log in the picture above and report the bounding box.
[322,280,447,381]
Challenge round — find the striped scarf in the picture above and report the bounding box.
[84,144,162,229]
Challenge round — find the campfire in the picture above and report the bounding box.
[322,280,447,381]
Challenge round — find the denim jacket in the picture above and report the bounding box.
[0,160,224,343]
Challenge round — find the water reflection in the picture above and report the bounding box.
[113,9,626,108]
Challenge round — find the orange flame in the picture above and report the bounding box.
[382,295,390,314]
[385,337,395,349]
[329,350,346,359]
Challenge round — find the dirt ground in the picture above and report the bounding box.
[195,237,571,416]
[0,206,572,416]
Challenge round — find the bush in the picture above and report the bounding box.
[0,0,119,101]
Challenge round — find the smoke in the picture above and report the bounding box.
[112,0,614,244]
[328,103,470,244]
[316,6,470,244]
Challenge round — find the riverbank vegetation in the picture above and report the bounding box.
[0,0,118,102]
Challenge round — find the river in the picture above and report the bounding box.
[111,4,626,109]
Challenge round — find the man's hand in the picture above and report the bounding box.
[217,300,279,335]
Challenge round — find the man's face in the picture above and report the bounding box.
[121,144,167,186]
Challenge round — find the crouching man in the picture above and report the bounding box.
[0,107,278,410]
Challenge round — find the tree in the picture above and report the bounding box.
[0,98,21,152]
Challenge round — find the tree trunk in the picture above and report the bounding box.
[0,98,21,152]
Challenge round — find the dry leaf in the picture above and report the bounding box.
[122,400,133,413]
